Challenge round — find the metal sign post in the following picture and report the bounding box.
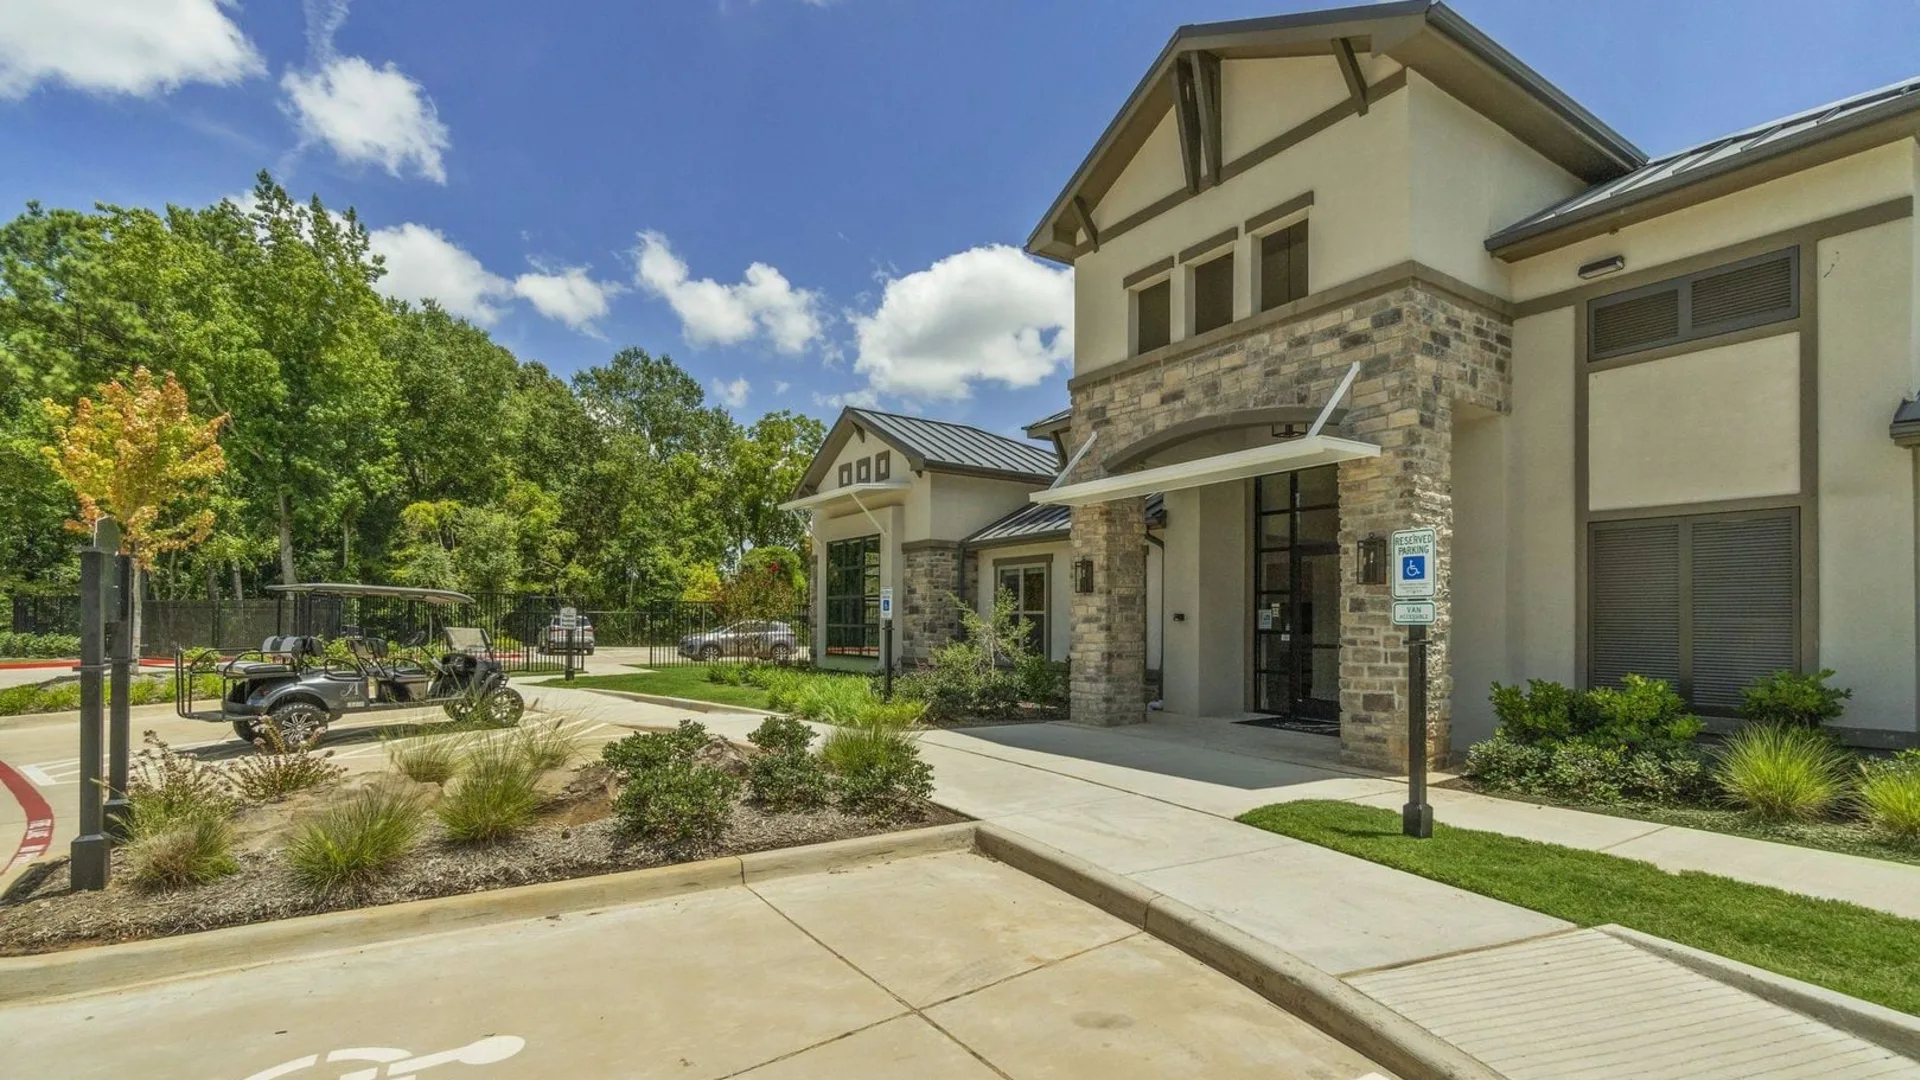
[71,517,121,889]
[1391,527,1437,840]
[879,587,894,703]
[104,550,134,837]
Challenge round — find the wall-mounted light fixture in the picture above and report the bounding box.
[1073,558,1094,594]
[1359,534,1388,585]
[1577,254,1626,280]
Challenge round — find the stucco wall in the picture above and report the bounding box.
[928,473,1042,541]
[1450,407,1509,748]
[1586,334,1802,512]
[1074,86,1415,376]
[1407,73,1583,299]
[1508,143,1915,303]
[1817,218,1917,734]
[1504,309,1579,692]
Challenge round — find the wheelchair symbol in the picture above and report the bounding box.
[1401,555,1426,580]
[240,1035,524,1080]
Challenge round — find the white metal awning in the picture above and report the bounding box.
[778,480,912,513]
[1030,434,1380,507]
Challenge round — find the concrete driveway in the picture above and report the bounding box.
[0,850,1391,1080]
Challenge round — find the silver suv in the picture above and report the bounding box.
[678,620,797,662]
[541,609,595,655]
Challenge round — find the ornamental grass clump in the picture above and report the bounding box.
[822,723,933,821]
[1716,724,1849,821]
[513,717,583,772]
[437,739,543,844]
[1857,755,1920,846]
[385,734,462,785]
[124,815,239,891]
[127,731,236,828]
[228,725,347,801]
[285,785,425,892]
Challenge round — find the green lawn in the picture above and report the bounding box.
[550,666,775,710]
[1237,800,1920,1015]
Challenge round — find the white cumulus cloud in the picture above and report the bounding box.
[282,56,451,183]
[710,377,751,409]
[848,244,1073,401]
[812,388,880,411]
[0,0,264,99]
[634,231,823,354]
[368,223,509,324]
[512,267,624,333]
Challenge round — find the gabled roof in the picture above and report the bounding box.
[1027,2,1643,264]
[1023,407,1072,440]
[792,408,1059,497]
[967,493,1166,546]
[1490,76,1920,259]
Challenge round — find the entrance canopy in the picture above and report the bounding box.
[778,480,911,513]
[1030,434,1379,507]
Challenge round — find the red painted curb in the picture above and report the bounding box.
[0,758,55,872]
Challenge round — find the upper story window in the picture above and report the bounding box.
[1191,251,1235,335]
[1588,248,1798,361]
[1133,277,1171,354]
[1258,220,1310,313]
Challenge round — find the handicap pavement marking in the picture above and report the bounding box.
[239,1035,525,1080]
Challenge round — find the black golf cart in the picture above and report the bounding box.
[174,583,525,749]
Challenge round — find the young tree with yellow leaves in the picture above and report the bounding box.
[42,367,228,648]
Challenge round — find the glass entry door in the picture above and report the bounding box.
[1253,466,1341,723]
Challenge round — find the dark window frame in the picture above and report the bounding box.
[837,462,853,487]
[856,457,872,483]
[1257,219,1311,313]
[1587,507,1801,715]
[1133,277,1172,355]
[992,559,1051,660]
[874,450,890,481]
[1588,247,1800,362]
[1190,250,1235,336]
[824,535,882,657]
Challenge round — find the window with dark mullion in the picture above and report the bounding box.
[1134,279,1171,354]
[1589,509,1798,712]
[1258,221,1309,312]
[825,536,881,656]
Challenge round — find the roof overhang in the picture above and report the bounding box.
[779,481,912,514]
[1032,435,1379,507]
[1026,1,1643,264]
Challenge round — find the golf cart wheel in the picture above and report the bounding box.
[262,700,327,752]
[768,643,793,663]
[699,644,721,661]
[485,688,525,727]
[232,719,261,743]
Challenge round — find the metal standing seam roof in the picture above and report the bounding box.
[967,493,1166,545]
[850,408,1059,478]
[1489,75,1920,253]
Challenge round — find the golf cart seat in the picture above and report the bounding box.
[225,635,321,677]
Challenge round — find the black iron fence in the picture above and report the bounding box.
[11,591,812,672]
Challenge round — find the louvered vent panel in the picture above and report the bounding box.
[1591,289,1681,358]
[1691,515,1797,710]
[1690,255,1795,331]
[1590,521,1682,689]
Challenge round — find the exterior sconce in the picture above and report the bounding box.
[1358,534,1388,585]
[1073,558,1094,594]
[1577,254,1625,280]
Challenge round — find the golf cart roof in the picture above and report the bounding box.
[266,583,475,606]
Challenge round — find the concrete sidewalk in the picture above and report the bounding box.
[526,685,1920,1078]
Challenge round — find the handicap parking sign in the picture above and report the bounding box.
[1391,528,1436,599]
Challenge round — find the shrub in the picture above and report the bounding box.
[747,715,815,756]
[124,815,239,891]
[789,676,877,726]
[1489,675,1699,751]
[286,785,425,892]
[437,741,542,844]
[615,764,738,850]
[386,735,461,785]
[1015,655,1069,707]
[513,718,583,771]
[228,726,346,801]
[0,685,40,716]
[1464,733,1709,805]
[822,724,933,820]
[604,721,740,850]
[855,698,927,730]
[128,731,236,828]
[0,631,81,658]
[1463,735,1551,791]
[1740,669,1851,729]
[748,748,832,811]
[1858,766,1920,846]
[1716,724,1849,821]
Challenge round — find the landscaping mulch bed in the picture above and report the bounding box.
[0,766,963,956]
[1441,776,1920,867]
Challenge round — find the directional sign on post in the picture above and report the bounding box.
[1391,527,1436,600]
[879,587,893,622]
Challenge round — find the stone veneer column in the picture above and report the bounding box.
[899,542,962,666]
[1069,497,1147,726]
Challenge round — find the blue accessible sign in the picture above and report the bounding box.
[1391,528,1436,601]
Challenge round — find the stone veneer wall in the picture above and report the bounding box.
[1067,279,1512,768]
[1069,498,1147,726]
[900,542,963,666]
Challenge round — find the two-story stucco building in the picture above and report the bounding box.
[791,1,1920,769]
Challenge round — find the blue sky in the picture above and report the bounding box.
[3,0,1917,439]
